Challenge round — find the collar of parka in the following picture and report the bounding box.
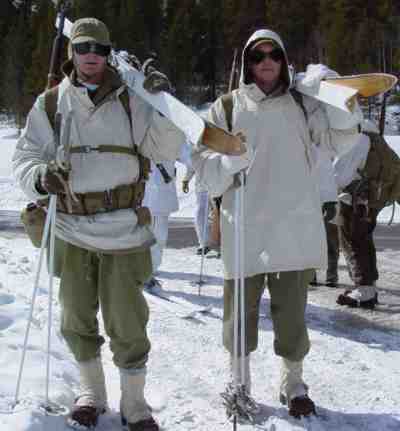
[61,59,125,106]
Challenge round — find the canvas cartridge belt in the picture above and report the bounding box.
[39,182,145,216]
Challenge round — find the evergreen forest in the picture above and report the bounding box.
[1,0,399,124]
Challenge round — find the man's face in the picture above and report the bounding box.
[248,42,283,87]
[72,42,109,82]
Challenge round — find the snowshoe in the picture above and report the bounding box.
[221,383,260,424]
[67,405,105,430]
[280,393,316,419]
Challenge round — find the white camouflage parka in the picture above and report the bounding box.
[13,62,185,253]
[192,29,363,279]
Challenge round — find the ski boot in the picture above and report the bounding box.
[337,288,378,309]
[67,405,106,430]
[280,393,316,419]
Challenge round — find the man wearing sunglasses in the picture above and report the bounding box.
[13,17,186,431]
[192,29,363,421]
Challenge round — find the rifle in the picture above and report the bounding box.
[47,0,72,89]
[379,92,388,136]
[228,48,239,93]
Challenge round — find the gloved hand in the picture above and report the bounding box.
[182,180,190,194]
[221,140,254,176]
[36,162,68,195]
[300,64,339,89]
[118,51,141,69]
[142,58,172,94]
[322,201,337,222]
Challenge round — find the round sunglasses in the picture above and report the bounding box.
[248,48,284,64]
[72,42,111,57]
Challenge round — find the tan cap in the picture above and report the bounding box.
[70,18,111,46]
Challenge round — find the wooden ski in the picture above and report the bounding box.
[325,73,398,98]
[296,72,398,113]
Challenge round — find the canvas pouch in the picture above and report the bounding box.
[20,203,47,248]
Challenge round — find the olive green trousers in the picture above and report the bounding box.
[53,238,152,370]
[223,270,313,362]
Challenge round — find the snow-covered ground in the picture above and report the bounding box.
[0,123,400,430]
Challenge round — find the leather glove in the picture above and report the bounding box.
[182,180,189,194]
[36,162,68,195]
[322,201,337,222]
[142,58,172,94]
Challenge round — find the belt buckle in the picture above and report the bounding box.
[104,190,113,211]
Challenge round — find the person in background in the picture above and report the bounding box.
[310,146,339,288]
[182,165,210,256]
[334,119,400,309]
[143,160,179,290]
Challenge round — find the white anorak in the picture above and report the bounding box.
[192,29,363,279]
[13,66,185,253]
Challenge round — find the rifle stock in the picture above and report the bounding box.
[47,1,72,89]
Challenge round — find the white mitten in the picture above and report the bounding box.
[221,141,254,176]
[300,64,339,89]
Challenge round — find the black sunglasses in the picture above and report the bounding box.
[248,48,284,64]
[73,42,111,57]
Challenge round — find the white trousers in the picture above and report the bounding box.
[194,191,209,248]
[150,214,169,273]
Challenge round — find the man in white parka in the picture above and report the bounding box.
[192,29,363,419]
[12,18,186,431]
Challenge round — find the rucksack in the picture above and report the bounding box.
[359,131,400,210]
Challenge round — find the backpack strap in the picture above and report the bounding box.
[44,85,59,131]
[220,92,234,133]
[119,88,151,182]
[289,88,308,121]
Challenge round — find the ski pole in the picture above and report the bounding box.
[44,194,57,411]
[14,196,56,406]
[197,194,210,292]
[232,173,242,429]
[239,172,246,388]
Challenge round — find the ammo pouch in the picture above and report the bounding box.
[41,182,146,216]
[20,202,47,248]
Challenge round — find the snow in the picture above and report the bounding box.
[0,121,400,430]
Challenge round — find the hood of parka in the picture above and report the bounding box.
[240,29,291,91]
